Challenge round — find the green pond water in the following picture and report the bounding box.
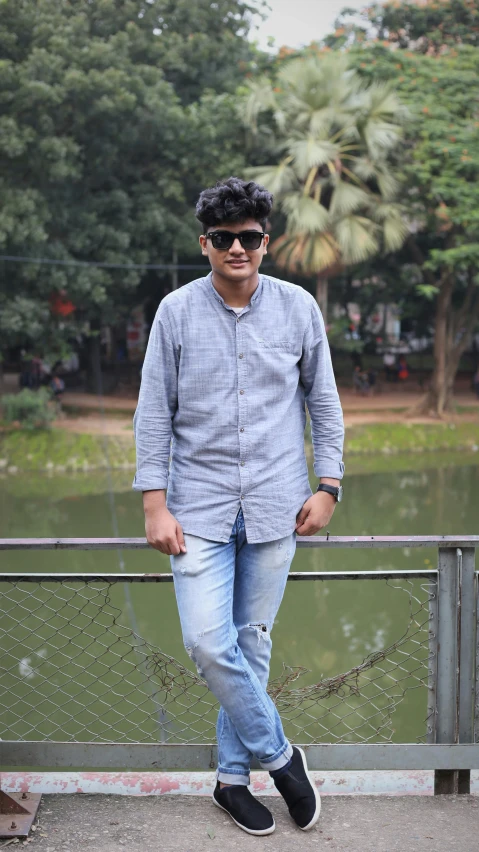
[1,456,478,752]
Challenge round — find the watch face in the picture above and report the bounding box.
[337,486,343,503]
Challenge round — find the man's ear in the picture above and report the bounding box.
[263,233,269,254]
[199,235,208,256]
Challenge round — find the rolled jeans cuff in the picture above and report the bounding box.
[217,769,250,786]
[259,742,293,772]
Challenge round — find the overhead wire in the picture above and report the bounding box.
[0,255,209,270]
[0,254,273,270]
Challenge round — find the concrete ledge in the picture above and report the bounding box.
[2,770,479,796]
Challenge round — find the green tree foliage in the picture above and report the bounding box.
[323,0,479,414]
[242,52,409,319]
[0,0,260,366]
[369,0,478,53]
[325,0,479,52]
[380,45,479,415]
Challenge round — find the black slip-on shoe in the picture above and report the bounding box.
[212,781,275,835]
[272,746,321,831]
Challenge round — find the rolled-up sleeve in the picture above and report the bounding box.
[132,307,178,492]
[300,301,345,481]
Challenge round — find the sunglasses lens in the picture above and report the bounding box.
[240,232,263,250]
[211,232,234,250]
[208,231,264,250]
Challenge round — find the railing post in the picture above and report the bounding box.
[476,576,479,749]
[457,548,476,794]
[434,547,459,794]
[426,574,438,744]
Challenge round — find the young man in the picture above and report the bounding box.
[133,177,344,836]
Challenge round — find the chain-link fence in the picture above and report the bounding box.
[0,573,434,747]
[1,536,477,788]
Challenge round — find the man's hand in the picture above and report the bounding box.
[295,491,336,536]
[143,490,187,555]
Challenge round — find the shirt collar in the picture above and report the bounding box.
[206,271,264,310]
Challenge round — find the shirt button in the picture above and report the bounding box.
[236,317,240,323]
[240,494,244,499]
[240,461,245,466]
[239,353,244,359]
[239,389,244,395]
[240,427,244,432]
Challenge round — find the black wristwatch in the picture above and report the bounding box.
[316,483,343,503]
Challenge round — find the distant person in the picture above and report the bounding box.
[133,177,344,836]
[367,369,377,394]
[352,364,369,395]
[19,354,34,389]
[31,355,42,388]
[50,374,65,412]
[397,355,409,382]
[383,351,396,382]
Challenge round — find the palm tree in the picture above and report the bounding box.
[243,52,409,320]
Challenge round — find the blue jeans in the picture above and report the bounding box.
[170,508,296,785]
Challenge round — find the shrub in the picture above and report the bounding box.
[1,388,55,430]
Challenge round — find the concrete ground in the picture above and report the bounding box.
[3,793,478,852]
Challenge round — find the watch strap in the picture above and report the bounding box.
[316,483,339,499]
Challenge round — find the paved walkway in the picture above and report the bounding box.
[10,793,479,852]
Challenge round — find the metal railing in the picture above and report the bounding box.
[0,535,478,795]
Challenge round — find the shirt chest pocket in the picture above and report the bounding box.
[260,338,297,353]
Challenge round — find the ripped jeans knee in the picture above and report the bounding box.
[183,630,208,678]
[245,622,270,646]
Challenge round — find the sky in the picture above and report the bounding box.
[251,0,367,50]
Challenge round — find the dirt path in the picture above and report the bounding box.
[53,414,133,436]
[61,389,479,414]
[55,392,479,436]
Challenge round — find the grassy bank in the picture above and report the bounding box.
[0,429,135,473]
[344,422,479,455]
[1,421,478,477]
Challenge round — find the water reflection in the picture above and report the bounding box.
[1,460,477,744]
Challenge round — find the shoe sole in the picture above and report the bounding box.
[212,793,276,836]
[294,747,321,831]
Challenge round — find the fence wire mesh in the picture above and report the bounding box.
[0,576,436,745]
[476,581,479,745]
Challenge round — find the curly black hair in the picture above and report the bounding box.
[195,177,273,231]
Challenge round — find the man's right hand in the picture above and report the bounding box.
[143,491,187,556]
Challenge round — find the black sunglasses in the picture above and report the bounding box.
[205,230,265,251]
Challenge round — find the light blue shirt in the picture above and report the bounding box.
[133,272,344,543]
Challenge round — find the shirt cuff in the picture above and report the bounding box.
[314,459,345,480]
[132,471,169,492]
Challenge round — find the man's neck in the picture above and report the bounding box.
[211,270,260,308]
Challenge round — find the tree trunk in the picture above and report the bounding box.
[409,272,478,417]
[409,275,454,417]
[316,276,328,323]
[88,332,103,396]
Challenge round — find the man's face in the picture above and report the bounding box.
[199,219,269,283]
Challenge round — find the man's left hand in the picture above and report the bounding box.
[295,491,336,536]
